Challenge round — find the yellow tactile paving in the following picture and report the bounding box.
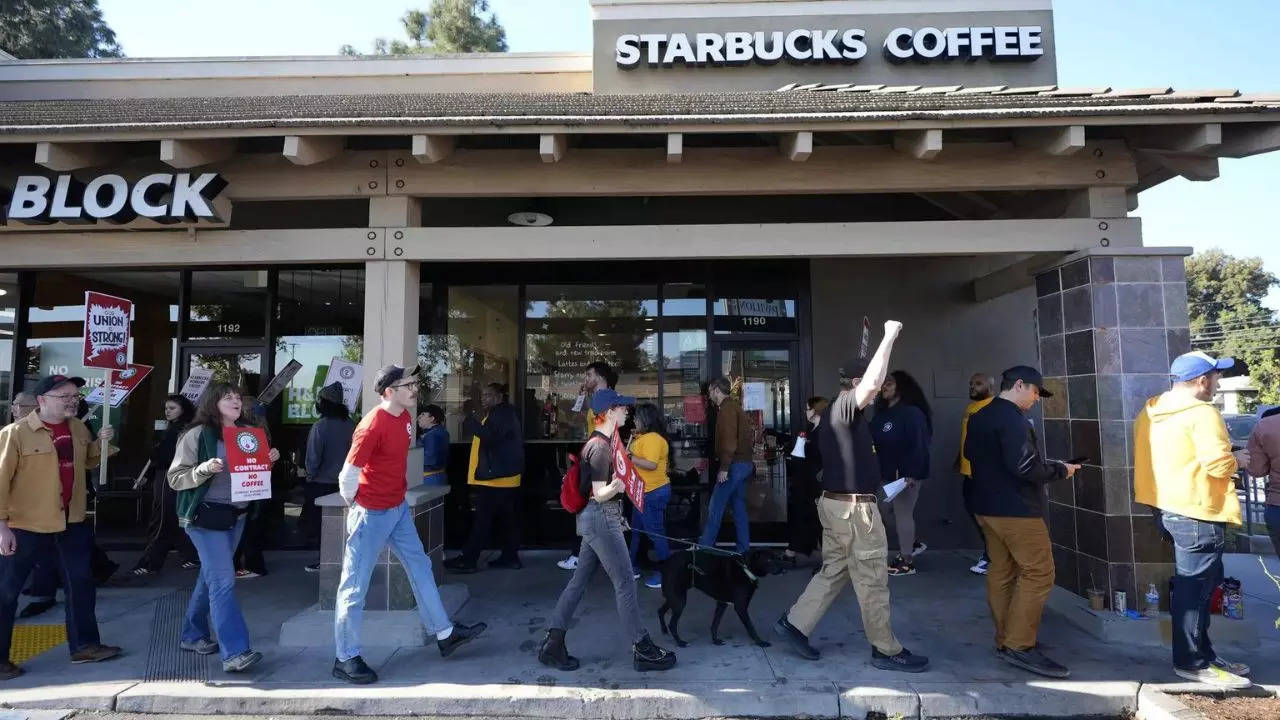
[9,624,66,664]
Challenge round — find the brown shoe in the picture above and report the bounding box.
[0,661,24,680]
[70,643,122,664]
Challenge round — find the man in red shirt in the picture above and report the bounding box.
[331,364,486,684]
[0,375,122,680]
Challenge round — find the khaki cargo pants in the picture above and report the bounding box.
[786,495,904,656]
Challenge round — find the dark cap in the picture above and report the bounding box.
[317,381,345,404]
[839,357,870,381]
[373,364,420,394]
[32,374,86,396]
[589,388,636,414]
[1002,365,1053,397]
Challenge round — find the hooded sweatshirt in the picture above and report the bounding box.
[1133,390,1240,524]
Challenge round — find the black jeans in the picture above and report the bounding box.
[1160,511,1225,670]
[786,465,821,555]
[461,485,520,564]
[26,535,116,598]
[136,475,198,571]
[1,522,101,658]
[300,482,337,547]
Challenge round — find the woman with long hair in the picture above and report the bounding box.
[132,394,200,575]
[627,402,671,589]
[167,382,277,673]
[871,371,933,577]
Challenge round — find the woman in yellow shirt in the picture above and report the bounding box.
[627,403,671,589]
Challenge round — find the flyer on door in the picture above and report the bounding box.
[223,426,272,502]
[82,291,132,371]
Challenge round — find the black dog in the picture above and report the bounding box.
[657,548,773,647]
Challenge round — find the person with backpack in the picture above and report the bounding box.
[539,389,677,673]
[627,402,671,589]
[559,361,618,572]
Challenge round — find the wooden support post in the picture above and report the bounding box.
[779,131,813,162]
[35,142,121,171]
[539,134,567,163]
[1124,123,1222,153]
[666,133,683,164]
[411,135,456,164]
[160,139,236,168]
[1013,126,1086,156]
[892,129,943,160]
[283,135,346,166]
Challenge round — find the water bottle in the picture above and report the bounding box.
[1144,583,1160,618]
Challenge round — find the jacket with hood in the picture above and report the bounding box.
[1133,391,1240,524]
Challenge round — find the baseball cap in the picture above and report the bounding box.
[32,374,86,396]
[1002,366,1053,397]
[373,364,420,394]
[589,388,636,414]
[1170,351,1234,382]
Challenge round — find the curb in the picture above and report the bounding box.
[1137,683,1280,720]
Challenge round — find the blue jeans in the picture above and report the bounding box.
[184,516,250,662]
[549,500,647,644]
[334,501,452,661]
[0,522,100,660]
[1266,505,1280,559]
[700,461,754,554]
[630,484,672,566]
[1160,512,1224,671]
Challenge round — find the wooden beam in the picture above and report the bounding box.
[411,134,455,164]
[0,228,379,265]
[1218,122,1280,158]
[779,131,813,162]
[282,135,345,166]
[539,133,567,163]
[892,129,942,160]
[666,133,683,164]
[1125,123,1222,153]
[1062,187,1128,218]
[34,142,120,171]
[159,139,236,168]
[971,252,1069,302]
[388,141,1137,198]
[1147,152,1219,181]
[1013,126,1085,156]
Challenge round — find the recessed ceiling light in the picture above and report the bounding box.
[507,211,553,227]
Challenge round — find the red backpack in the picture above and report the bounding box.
[560,436,607,513]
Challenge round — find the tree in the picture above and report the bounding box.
[0,0,122,59]
[1186,249,1280,410]
[340,0,507,56]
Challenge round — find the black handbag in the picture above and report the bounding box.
[192,501,239,531]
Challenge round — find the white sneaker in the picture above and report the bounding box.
[970,559,989,575]
[911,541,928,557]
[1174,665,1252,689]
[1210,656,1251,676]
[557,556,578,571]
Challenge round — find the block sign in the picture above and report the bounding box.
[83,291,132,371]
[85,363,153,407]
[223,426,272,503]
[610,432,646,512]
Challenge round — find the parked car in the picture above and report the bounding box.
[1225,414,1258,451]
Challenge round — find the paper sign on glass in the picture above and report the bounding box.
[223,426,272,502]
[82,291,132,371]
[743,382,768,411]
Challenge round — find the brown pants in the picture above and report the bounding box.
[787,496,903,656]
[976,515,1055,651]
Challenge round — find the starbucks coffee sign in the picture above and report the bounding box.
[592,1,1057,93]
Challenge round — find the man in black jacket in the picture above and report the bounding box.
[446,383,525,573]
[964,366,1079,679]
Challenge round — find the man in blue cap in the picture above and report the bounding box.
[1134,352,1250,689]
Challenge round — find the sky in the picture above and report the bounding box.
[97,0,1280,307]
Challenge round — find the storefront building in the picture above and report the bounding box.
[2,0,1279,606]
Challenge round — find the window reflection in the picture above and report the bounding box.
[274,268,365,424]
[187,270,268,340]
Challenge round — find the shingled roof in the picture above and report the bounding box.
[1,85,1278,135]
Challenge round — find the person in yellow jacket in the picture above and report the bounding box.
[1132,352,1249,690]
[445,383,524,574]
[956,373,995,575]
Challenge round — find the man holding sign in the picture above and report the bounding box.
[540,388,676,674]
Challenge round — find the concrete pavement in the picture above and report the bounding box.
[2,549,1278,718]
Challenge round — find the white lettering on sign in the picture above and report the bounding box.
[616,26,1038,68]
[6,172,228,225]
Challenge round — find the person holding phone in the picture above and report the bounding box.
[964,366,1079,680]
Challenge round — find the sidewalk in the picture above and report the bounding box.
[3,549,1278,718]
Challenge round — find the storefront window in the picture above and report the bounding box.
[660,284,708,476]
[187,270,269,340]
[273,268,365,425]
[420,286,519,442]
[0,274,16,422]
[713,297,797,334]
[720,346,793,523]
[524,285,659,440]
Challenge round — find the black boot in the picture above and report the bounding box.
[538,628,580,671]
[633,633,676,672]
[438,622,487,658]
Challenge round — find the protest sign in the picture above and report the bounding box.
[85,363,153,407]
[223,426,272,503]
[179,367,214,404]
[258,359,303,406]
[323,357,363,413]
[610,432,646,512]
[82,291,132,371]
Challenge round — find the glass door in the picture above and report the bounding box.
[181,346,265,400]
[713,341,800,541]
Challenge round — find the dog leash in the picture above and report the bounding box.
[622,521,760,584]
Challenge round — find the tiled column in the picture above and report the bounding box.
[1035,249,1191,611]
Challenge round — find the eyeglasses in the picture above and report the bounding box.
[390,381,418,390]
[43,393,80,401]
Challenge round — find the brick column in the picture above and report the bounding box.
[1034,249,1191,610]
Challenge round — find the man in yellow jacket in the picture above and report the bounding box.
[1133,352,1249,690]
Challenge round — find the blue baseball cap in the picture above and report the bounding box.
[1170,351,1234,382]
[589,388,636,414]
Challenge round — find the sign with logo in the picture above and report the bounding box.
[322,357,363,413]
[258,359,303,406]
[82,291,132,371]
[223,426,272,503]
[5,172,229,225]
[86,363,153,407]
[611,432,646,512]
[179,367,215,404]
